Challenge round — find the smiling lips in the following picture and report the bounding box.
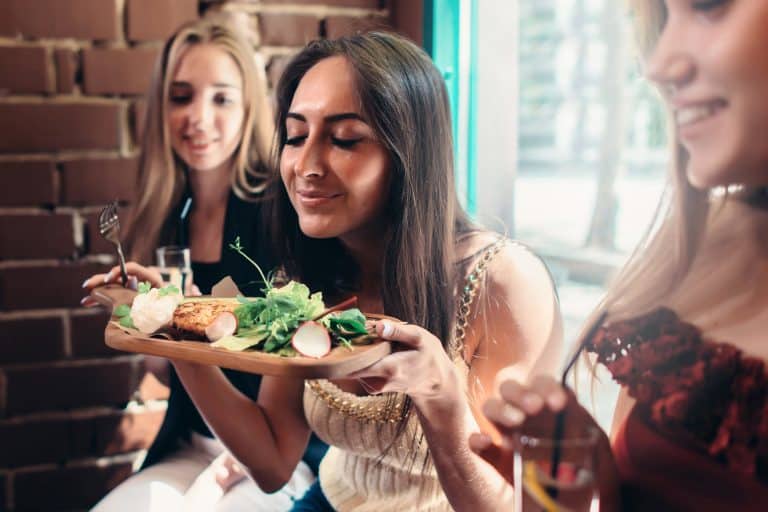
[296,189,342,207]
[674,99,727,128]
[183,135,217,154]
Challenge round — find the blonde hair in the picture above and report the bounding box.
[125,17,274,263]
[573,0,766,363]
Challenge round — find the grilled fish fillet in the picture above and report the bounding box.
[172,299,238,339]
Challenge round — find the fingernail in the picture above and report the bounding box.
[500,404,524,427]
[548,391,567,410]
[381,321,394,338]
[522,393,543,413]
[103,272,112,283]
[80,297,90,306]
[81,278,90,288]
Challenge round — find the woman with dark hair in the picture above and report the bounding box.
[171,31,562,511]
[473,1,768,510]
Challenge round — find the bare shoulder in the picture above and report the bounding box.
[460,233,563,384]
[457,231,556,303]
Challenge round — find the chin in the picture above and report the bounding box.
[297,219,340,240]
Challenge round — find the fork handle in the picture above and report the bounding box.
[116,243,129,286]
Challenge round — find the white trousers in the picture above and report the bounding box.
[91,433,314,512]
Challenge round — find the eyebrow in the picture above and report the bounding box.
[286,112,365,123]
[170,81,241,90]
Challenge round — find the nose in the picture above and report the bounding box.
[644,19,695,96]
[188,97,213,131]
[292,136,326,179]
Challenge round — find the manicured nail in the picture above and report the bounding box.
[80,297,90,306]
[522,393,543,413]
[81,278,90,288]
[103,271,112,283]
[500,404,524,427]
[381,321,394,338]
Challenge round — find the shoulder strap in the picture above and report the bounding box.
[454,238,506,347]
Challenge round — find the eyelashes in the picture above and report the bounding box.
[283,135,363,149]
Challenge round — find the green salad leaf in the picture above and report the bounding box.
[114,304,131,317]
[225,238,373,356]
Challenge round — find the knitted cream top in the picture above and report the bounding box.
[303,240,506,511]
[303,379,457,511]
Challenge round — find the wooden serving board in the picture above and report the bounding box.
[92,285,392,379]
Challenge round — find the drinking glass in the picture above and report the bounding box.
[513,426,599,512]
[156,245,192,294]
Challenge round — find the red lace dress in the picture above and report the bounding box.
[587,308,768,511]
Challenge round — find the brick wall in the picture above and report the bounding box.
[0,0,418,510]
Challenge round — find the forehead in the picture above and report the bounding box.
[172,43,243,85]
[289,56,362,115]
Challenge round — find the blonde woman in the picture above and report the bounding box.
[84,18,324,511]
[472,1,768,510]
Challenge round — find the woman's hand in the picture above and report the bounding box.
[80,262,200,306]
[347,321,461,410]
[468,374,621,509]
[212,452,248,492]
[80,262,164,306]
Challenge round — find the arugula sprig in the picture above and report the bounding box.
[229,236,272,291]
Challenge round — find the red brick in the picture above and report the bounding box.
[13,461,133,511]
[263,0,385,7]
[0,0,118,40]
[267,54,294,90]
[0,161,57,207]
[82,48,159,96]
[127,0,199,42]
[0,46,50,95]
[130,99,147,145]
[70,310,119,358]
[61,157,139,205]
[84,205,135,256]
[4,359,141,415]
[324,15,389,39]
[0,408,163,467]
[259,14,319,47]
[0,416,68,466]
[0,316,65,365]
[0,262,111,311]
[54,48,78,94]
[0,103,121,153]
[0,213,76,260]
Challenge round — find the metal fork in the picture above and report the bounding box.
[98,201,129,286]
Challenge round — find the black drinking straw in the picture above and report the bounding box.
[548,310,608,499]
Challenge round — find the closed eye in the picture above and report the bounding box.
[285,135,307,146]
[332,137,363,149]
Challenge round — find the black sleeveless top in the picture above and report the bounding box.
[141,194,327,474]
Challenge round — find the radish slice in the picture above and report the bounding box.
[291,321,331,358]
[205,312,238,342]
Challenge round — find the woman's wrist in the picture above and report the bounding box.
[411,363,464,418]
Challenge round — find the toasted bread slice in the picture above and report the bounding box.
[172,299,239,339]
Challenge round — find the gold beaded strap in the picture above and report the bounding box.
[305,379,405,424]
[454,238,506,347]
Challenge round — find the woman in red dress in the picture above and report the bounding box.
[471,1,768,510]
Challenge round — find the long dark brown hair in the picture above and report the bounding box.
[267,32,473,354]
